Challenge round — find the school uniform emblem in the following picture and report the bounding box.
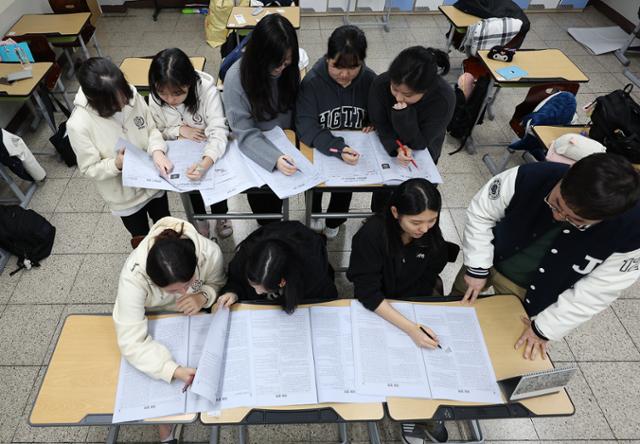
[488,178,501,200]
[133,116,146,129]
[191,279,203,292]
[193,113,204,125]
[416,253,425,259]
[620,257,640,273]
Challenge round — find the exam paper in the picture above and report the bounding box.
[165,139,215,192]
[244,127,325,199]
[121,138,182,192]
[310,306,385,403]
[370,137,443,185]
[313,132,382,186]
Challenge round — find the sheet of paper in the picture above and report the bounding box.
[351,301,431,398]
[310,305,384,404]
[243,127,325,199]
[313,131,383,186]
[188,310,229,411]
[370,136,443,185]
[112,317,189,423]
[120,138,181,192]
[216,309,253,409]
[199,141,264,206]
[249,307,319,406]
[165,140,215,192]
[414,305,502,403]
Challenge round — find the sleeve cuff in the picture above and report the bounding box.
[109,158,121,175]
[465,266,490,278]
[200,285,217,308]
[161,360,180,384]
[531,319,549,341]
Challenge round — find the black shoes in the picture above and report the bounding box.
[401,421,449,443]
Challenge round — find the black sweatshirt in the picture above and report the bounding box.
[367,72,456,162]
[222,221,338,304]
[347,215,449,311]
[295,57,376,158]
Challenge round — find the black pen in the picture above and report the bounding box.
[418,324,442,349]
[283,157,302,174]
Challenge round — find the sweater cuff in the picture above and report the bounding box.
[109,158,122,176]
[200,285,218,308]
[466,266,490,279]
[531,319,549,341]
[161,360,180,384]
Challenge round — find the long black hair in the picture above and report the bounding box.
[146,225,197,288]
[78,57,133,118]
[240,13,300,121]
[149,48,200,115]
[326,25,367,69]
[383,178,445,255]
[388,46,450,94]
[245,238,304,314]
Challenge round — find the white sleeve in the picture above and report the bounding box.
[534,248,640,341]
[198,238,227,308]
[148,96,180,140]
[201,86,229,163]
[463,166,518,275]
[67,120,121,180]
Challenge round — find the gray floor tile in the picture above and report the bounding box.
[247,424,310,443]
[532,367,613,440]
[86,212,134,254]
[439,173,487,208]
[581,361,640,439]
[26,178,69,214]
[547,337,576,363]
[49,212,101,254]
[0,366,39,442]
[612,299,640,348]
[55,178,106,213]
[565,307,640,361]
[620,278,640,299]
[480,418,538,440]
[0,265,22,305]
[0,305,63,365]
[10,254,83,304]
[68,254,128,304]
[36,155,77,179]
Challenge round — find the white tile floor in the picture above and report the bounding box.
[1,5,640,444]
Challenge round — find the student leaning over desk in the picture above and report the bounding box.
[114,216,225,442]
[148,47,233,240]
[453,154,640,361]
[67,58,173,247]
[222,13,300,225]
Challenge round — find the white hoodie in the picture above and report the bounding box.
[149,71,229,163]
[113,217,226,383]
[67,85,167,212]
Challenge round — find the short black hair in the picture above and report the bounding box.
[326,25,367,69]
[146,226,197,287]
[561,153,640,220]
[77,57,133,118]
[149,48,200,115]
[388,46,450,93]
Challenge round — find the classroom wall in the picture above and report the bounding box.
[602,0,639,26]
[0,0,53,129]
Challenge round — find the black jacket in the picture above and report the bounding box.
[222,221,338,306]
[347,215,452,311]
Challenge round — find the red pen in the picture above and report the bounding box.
[182,374,195,393]
[395,139,418,169]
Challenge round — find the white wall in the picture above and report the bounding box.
[602,0,639,26]
[1,0,53,128]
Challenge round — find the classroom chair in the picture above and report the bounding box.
[482,83,580,176]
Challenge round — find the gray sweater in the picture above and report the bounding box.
[222,60,293,171]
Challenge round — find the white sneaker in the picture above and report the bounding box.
[215,219,233,239]
[324,225,340,239]
[309,218,324,233]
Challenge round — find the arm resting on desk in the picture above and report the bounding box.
[347,220,387,311]
[534,247,640,341]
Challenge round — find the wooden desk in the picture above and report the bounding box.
[386,295,575,421]
[479,49,589,84]
[226,6,300,29]
[439,5,480,29]
[30,315,196,442]
[6,12,90,37]
[533,125,590,149]
[119,57,206,90]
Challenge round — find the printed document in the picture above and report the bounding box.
[164,140,215,192]
[121,138,182,192]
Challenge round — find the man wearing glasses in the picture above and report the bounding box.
[452,154,640,360]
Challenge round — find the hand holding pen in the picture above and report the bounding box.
[395,140,419,170]
[276,155,300,176]
[409,323,442,349]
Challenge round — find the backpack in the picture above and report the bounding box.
[0,205,56,276]
[447,73,491,154]
[219,31,251,81]
[588,84,640,164]
[47,94,77,167]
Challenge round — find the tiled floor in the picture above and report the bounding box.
[1,5,639,444]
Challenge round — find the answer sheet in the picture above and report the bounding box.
[310,306,385,403]
[165,139,215,192]
[313,132,382,186]
[370,137,443,185]
[121,138,182,192]
[244,127,325,199]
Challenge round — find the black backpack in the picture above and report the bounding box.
[447,75,491,154]
[0,205,56,276]
[588,84,640,164]
[0,134,34,181]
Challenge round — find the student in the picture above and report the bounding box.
[296,25,376,238]
[67,57,172,247]
[222,13,300,225]
[368,47,456,212]
[216,221,338,313]
[149,48,232,239]
[454,154,640,361]
[113,216,225,443]
[347,178,454,443]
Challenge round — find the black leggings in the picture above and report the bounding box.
[312,191,353,228]
[247,187,283,226]
[189,193,229,215]
[120,193,171,237]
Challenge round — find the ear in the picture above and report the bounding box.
[390,206,400,220]
[279,278,286,288]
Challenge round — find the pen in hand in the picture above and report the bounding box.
[283,157,302,174]
[182,374,195,393]
[395,140,419,169]
[418,324,442,349]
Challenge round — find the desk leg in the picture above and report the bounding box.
[238,424,248,444]
[63,48,76,78]
[338,423,348,444]
[367,421,381,444]
[282,197,290,221]
[464,78,495,155]
[304,189,314,227]
[55,78,73,111]
[105,424,120,444]
[91,33,104,57]
[31,90,57,133]
[180,192,196,225]
[78,34,91,59]
[208,425,220,444]
[446,24,455,53]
